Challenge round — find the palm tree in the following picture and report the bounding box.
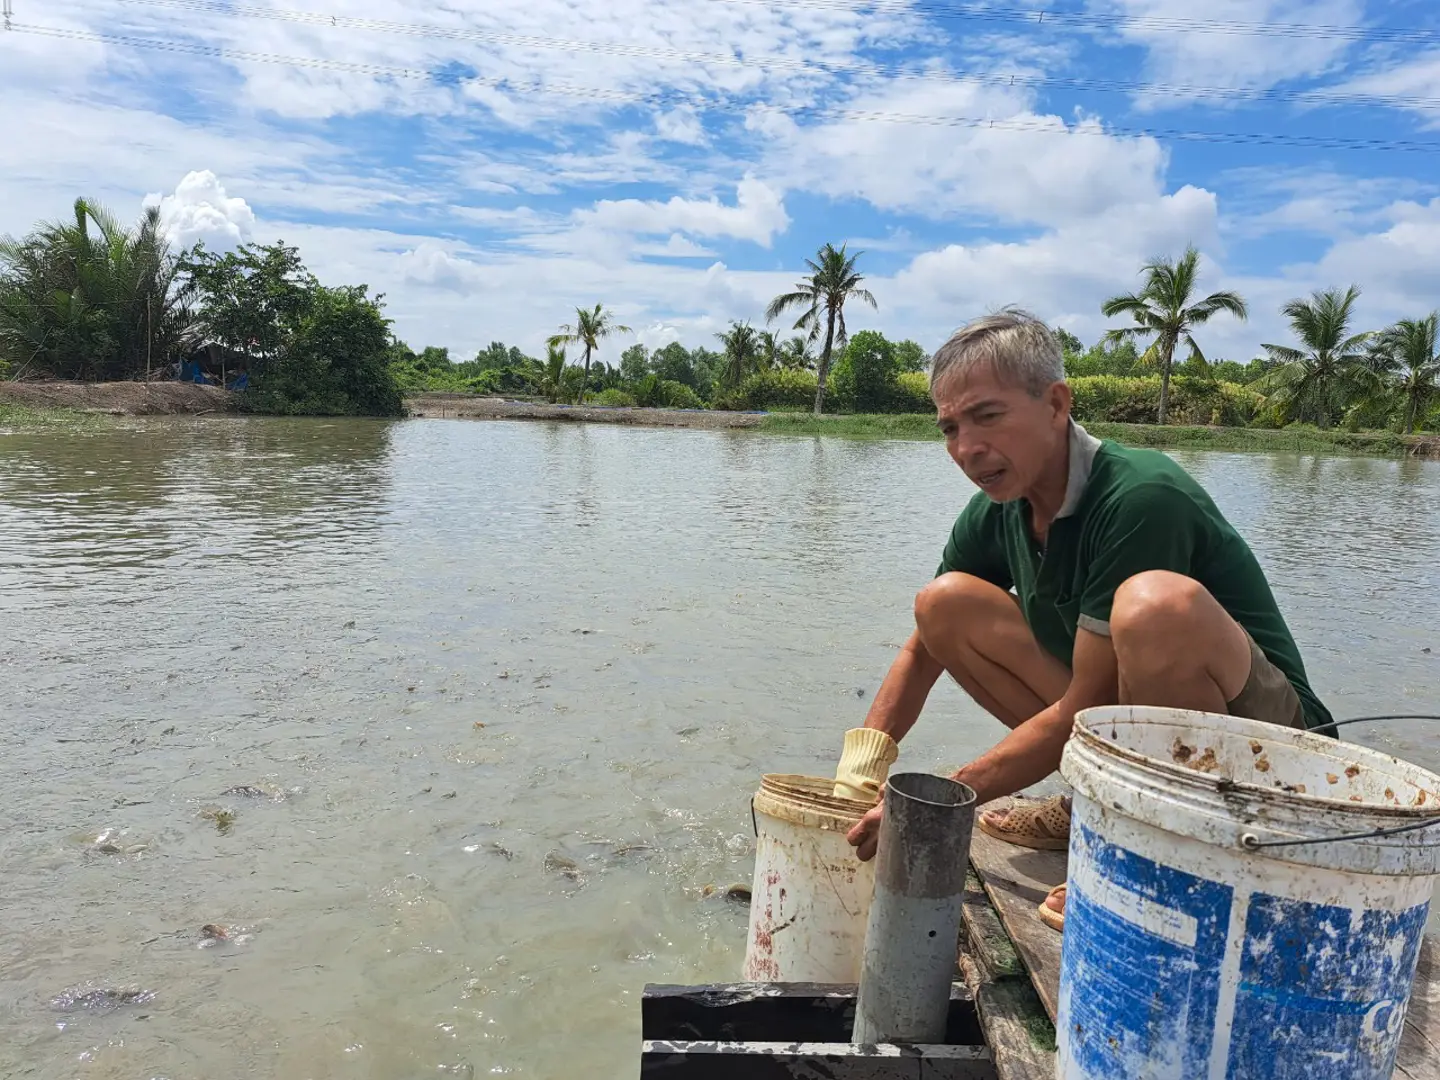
[1255,286,1376,429]
[766,242,877,414]
[716,321,760,390]
[536,342,568,403]
[0,197,191,380]
[1100,246,1248,425]
[547,302,631,405]
[1369,313,1440,434]
[756,329,781,371]
[778,335,815,371]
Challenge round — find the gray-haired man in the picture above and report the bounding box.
[832,309,1331,931]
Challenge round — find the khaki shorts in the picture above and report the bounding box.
[1226,632,1305,730]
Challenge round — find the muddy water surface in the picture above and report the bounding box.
[2,417,1438,1078]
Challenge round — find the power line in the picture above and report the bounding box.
[12,21,1440,153]
[91,0,1440,112]
[716,0,1440,44]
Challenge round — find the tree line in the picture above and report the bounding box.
[3,197,1436,432]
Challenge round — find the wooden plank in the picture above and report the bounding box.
[1398,938,1440,1080]
[961,870,1025,981]
[640,1040,997,1080]
[641,982,984,1047]
[965,806,1067,1024]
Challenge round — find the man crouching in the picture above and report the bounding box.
[834,309,1332,931]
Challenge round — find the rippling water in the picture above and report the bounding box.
[2,417,1438,1078]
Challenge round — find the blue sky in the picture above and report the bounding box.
[3,0,1438,367]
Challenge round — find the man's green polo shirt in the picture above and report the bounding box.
[937,421,1333,731]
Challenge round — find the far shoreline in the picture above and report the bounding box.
[3,383,1437,459]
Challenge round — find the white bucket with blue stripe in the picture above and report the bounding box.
[1057,706,1440,1080]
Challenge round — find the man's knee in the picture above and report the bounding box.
[1111,571,1208,654]
[914,572,1008,638]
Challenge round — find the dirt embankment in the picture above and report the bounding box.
[405,393,765,430]
[0,381,235,415]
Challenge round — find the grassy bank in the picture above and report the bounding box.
[757,413,1439,459]
[0,403,116,432]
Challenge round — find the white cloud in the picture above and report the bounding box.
[147,170,256,249]
[758,82,1170,229]
[1091,0,1364,99]
[575,177,789,247]
[1336,50,1440,128]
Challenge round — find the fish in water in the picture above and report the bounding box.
[50,985,156,1011]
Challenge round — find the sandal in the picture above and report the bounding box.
[977,795,1071,851]
[1038,883,1066,932]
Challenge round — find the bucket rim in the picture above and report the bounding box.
[1072,706,1440,822]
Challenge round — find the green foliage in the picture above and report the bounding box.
[591,388,637,407]
[716,321,761,390]
[1369,313,1440,433]
[766,242,877,414]
[240,284,402,417]
[893,370,933,412]
[1101,246,1249,423]
[184,240,403,416]
[1255,286,1377,429]
[1068,375,1261,427]
[1065,338,1143,378]
[0,198,191,380]
[548,303,632,405]
[720,368,820,411]
[893,339,928,373]
[631,374,703,409]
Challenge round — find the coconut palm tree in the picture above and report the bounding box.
[716,321,760,390]
[535,342,569,403]
[778,335,815,371]
[756,329,781,371]
[547,302,631,405]
[0,197,191,380]
[1368,313,1440,434]
[765,243,877,414]
[1100,246,1248,425]
[1255,286,1377,429]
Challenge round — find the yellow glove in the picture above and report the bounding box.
[833,727,899,803]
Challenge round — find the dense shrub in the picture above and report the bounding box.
[1068,376,1261,427]
[723,368,820,411]
[892,371,932,413]
[591,388,636,407]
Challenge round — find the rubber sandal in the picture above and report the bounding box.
[976,795,1071,851]
[1038,883,1066,933]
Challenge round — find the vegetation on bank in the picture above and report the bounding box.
[1,198,404,417]
[755,413,1435,458]
[5,199,1435,435]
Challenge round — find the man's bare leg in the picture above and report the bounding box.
[914,572,1070,728]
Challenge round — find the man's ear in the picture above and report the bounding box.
[1049,380,1073,424]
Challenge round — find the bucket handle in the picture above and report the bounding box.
[1242,713,1440,851]
[750,797,758,838]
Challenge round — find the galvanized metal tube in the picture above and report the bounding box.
[851,772,977,1046]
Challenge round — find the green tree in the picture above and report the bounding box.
[619,343,650,383]
[776,335,815,371]
[1065,338,1143,379]
[651,342,696,388]
[1369,313,1440,433]
[0,197,192,380]
[183,240,402,416]
[893,339,928,373]
[1054,328,1085,357]
[843,329,900,412]
[1255,286,1376,429]
[1100,246,1249,424]
[547,303,632,406]
[716,321,760,391]
[765,242,877,415]
[536,342,569,403]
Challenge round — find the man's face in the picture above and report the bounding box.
[932,365,1071,503]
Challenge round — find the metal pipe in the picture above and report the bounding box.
[852,772,976,1046]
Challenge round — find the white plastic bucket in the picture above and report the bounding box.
[742,774,877,983]
[1057,706,1440,1080]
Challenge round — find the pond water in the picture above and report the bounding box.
[2,416,1437,1078]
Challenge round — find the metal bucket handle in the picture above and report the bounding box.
[1241,714,1440,850]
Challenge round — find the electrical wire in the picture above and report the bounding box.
[11,21,1440,153]
[88,0,1440,112]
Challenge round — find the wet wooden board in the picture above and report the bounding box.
[965,813,1067,1023]
[1397,940,1440,1080]
[959,869,1057,1080]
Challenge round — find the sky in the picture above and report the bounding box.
[2,0,1439,368]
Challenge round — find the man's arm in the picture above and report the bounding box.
[860,629,945,743]
[952,626,1118,804]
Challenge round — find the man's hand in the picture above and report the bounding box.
[846,786,885,862]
